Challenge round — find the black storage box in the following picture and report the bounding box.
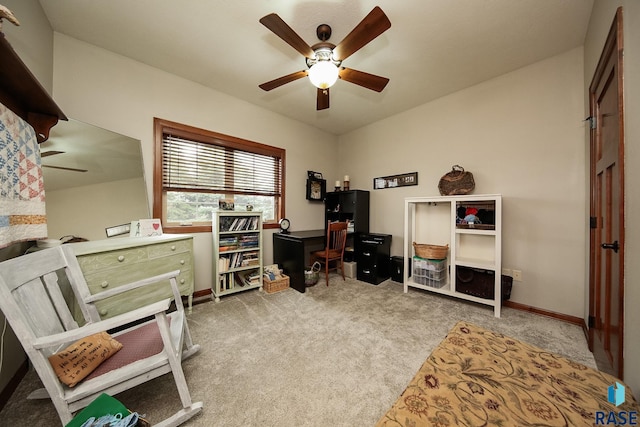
[344,247,355,263]
[390,256,410,283]
[455,266,512,301]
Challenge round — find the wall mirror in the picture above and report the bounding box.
[41,119,150,241]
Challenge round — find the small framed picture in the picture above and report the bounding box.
[307,170,323,180]
[218,198,235,210]
[306,178,326,201]
[105,223,131,238]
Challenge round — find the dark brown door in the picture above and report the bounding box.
[589,7,625,379]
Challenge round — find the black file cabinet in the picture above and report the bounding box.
[356,233,391,285]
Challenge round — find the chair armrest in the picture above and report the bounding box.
[84,270,181,303]
[32,298,171,350]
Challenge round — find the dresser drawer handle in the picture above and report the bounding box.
[117,255,125,262]
[99,309,108,316]
[101,281,109,288]
[180,279,185,284]
[171,245,176,251]
[363,269,371,274]
[180,259,185,265]
[363,252,371,257]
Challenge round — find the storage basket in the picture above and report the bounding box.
[264,275,290,294]
[304,261,321,286]
[455,266,512,301]
[438,165,475,195]
[412,242,448,260]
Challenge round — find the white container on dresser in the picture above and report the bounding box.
[212,210,263,302]
[69,234,194,320]
[404,194,502,317]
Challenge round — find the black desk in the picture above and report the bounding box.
[273,229,325,293]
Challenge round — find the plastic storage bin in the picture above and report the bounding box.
[412,256,447,288]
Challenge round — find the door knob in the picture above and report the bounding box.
[601,240,619,253]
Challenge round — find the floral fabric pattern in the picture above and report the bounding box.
[377,321,639,426]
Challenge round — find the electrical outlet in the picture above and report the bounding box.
[512,270,522,281]
[502,268,512,276]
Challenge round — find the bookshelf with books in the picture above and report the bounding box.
[212,210,263,301]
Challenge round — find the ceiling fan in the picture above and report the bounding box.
[41,150,88,173]
[259,6,391,110]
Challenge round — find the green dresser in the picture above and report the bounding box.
[69,234,194,320]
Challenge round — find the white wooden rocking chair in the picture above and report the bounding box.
[0,244,202,426]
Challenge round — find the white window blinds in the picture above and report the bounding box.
[162,134,282,196]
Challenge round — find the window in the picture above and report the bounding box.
[153,118,285,233]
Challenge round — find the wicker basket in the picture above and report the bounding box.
[264,275,290,294]
[413,242,449,260]
[438,165,475,195]
[304,262,321,286]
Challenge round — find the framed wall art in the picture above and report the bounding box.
[306,178,326,201]
[373,172,418,190]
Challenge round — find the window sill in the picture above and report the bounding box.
[163,222,279,234]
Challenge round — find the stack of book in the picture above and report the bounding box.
[240,251,260,267]
[238,234,259,249]
[223,216,259,232]
[219,250,260,271]
[219,236,238,251]
[218,256,231,272]
[235,269,261,287]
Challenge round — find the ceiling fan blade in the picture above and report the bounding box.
[259,70,308,91]
[332,6,391,61]
[43,165,88,173]
[260,13,315,59]
[339,68,389,92]
[40,150,65,157]
[317,88,330,110]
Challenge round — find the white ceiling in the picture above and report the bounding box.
[38,0,594,136]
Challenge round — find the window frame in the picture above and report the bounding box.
[153,118,285,233]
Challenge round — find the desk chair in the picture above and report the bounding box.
[310,221,349,285]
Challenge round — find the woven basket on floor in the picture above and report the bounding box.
[304,262,321,286]
[264,275,290,294]
[413,242,448,260]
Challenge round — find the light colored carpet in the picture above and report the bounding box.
[0,277,595,426]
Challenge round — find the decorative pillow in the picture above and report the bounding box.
[48,332,123,387]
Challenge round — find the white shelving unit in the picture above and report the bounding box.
[212,210,263,302]
[403,194,502,317]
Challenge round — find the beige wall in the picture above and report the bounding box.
[339,47,587,318]
[51,33,340,294]
[45,177,149,241]
[2,0,53,92]
[584,0,640,399]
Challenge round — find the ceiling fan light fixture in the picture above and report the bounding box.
[259,7,391,108]
[308,61,339,89]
